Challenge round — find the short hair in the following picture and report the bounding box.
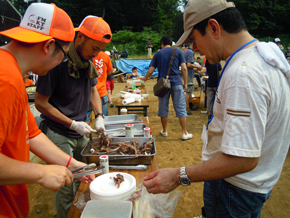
[148,38,151,40]
[132,67,137,71]
[194,7,248,36]
[160,35,172,46]
[184,44,188,47]
[197,57,201,60]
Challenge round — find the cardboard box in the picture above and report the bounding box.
[192,95,200,107]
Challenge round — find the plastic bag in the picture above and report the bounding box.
[132,186,183,218]
[73,192,90,213]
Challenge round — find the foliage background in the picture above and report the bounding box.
[8,0,290,54]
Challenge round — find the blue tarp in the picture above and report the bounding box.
[115,59,158,77]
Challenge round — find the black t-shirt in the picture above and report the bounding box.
[107,60,115,81]
[36,62,97,138]
[206,61,222,87]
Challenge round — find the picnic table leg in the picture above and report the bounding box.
[144,107,147,117]
[118,107,121,115]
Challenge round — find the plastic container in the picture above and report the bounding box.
[121,108,127,115]
[90,172,136,201]
[81,200,132,218]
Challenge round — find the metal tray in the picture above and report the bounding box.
[104,114,143,125]
[81,137,156,165]
[105,123,147,137]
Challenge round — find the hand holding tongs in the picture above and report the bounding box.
[72,163,104,179]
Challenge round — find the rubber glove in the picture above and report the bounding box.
[95,117,105,130]
[70,120,93,135]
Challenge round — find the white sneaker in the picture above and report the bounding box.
[160,130,168,137]
[182,132,193,140]
[193,216,205,218]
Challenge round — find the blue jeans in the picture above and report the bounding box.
[86,95,108,121]
[203,179,271,218]
[158,85,187,118]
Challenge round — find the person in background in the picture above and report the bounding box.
[143,1,290,218]
[0,3,94,218]
[182,44,188,52]
[129,67,140,79]
[87,50,113,118]
[105,51,116,107]
[285,47,290,64]
[273,38,284,51]
[183,42,199,114]
[196,57,203,66]
[24,71,35,87]
[142,35,193,141]
[35,15,112,218]
[205,60,222,120]
[147,38,153,58]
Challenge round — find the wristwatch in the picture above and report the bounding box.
[95,113,104,119]
[179,166,191,186]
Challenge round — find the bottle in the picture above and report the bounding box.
[132,81,136,90]
[141,80,145,89]
[125,124,134,137]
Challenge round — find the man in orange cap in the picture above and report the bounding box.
[0,3,95,218]
[35,15,112,217]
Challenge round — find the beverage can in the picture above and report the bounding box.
[132,83,136,90]
[125,124,134,137]
[99,155,109,174]
[144,127,150,137]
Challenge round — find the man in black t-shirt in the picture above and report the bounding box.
[205,60,222,120]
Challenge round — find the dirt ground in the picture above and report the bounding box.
[29,79,290,218]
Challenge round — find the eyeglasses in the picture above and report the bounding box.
[55,41,68,62]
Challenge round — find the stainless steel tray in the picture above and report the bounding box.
[104,114,143,125]
[81,137,156,165]
[105,123,147,137]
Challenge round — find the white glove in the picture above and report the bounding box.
[95,117,105,130]
[70,120,93,135]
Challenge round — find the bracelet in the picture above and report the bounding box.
[66,155,72,168]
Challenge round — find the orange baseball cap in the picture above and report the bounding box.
[0,3,74,43]
[75,16,112,43]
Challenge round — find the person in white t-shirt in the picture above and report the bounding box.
[143,1,290,217]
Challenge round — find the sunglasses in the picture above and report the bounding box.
[55,41,68,62]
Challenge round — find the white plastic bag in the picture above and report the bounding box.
[132,186,183,218]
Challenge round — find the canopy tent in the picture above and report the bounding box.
[0,0,22,45]
[115,59,158,78]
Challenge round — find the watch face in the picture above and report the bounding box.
[180,177,191,186]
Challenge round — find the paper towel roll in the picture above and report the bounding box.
[124,93,141,99]
[122,97,135,105]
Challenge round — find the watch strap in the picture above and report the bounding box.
[95,113,104,118]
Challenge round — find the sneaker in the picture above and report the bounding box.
[189,105,198,111]
[160,130,168,137]
[193,216,205,218]
[187,110,192,115]
[110,103,114,107]
[182,132,193,140]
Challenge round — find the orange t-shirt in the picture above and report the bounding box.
[93,51,113,97]
[24,78,34,87]
[0,49,41,218]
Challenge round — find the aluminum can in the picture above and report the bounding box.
[144,127,150,137]
[125,124,134,137]
[99,155,109,174]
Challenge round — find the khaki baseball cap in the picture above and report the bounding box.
[75,16,112,43]
[0,3,74,43]
[176,0,235,47]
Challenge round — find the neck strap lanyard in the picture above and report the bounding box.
[207,38,257,129]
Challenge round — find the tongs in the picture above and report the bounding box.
[72,164,104,179]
